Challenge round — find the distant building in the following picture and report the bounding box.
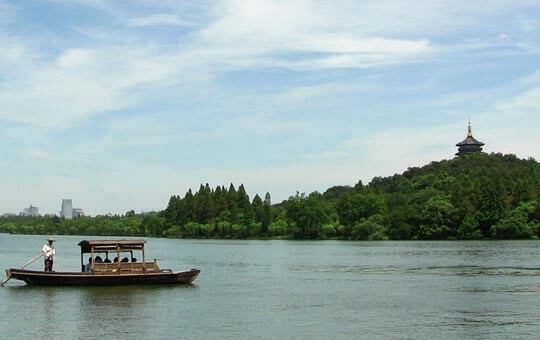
[2,213,17,218]
[72,208,85,218]
[61,199,73,219]
[456,120,485,156]
[20,205,39,217]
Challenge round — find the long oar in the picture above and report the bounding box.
[20,252,45,270]
[1,252,44,286]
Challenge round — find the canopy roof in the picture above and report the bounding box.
[78,240,146,253]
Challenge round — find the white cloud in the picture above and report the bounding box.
[55,48,95,68]
[0,36,28,71]
[326,125,459,178]
[0,68,132,128]
[73,114,177,157]
[492,68,540,118]
[0,43,196,128]
[224,112,307,136]
[519,69,540,85]
[127,14,189,27]
[496,86,540,114]
[25,147,54,160]
[2,0,538,130]
[279,81,378,101]
[194,0,437,70]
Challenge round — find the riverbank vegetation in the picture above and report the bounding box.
[2,153,539,240]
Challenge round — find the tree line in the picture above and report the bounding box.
[1,153,539,240]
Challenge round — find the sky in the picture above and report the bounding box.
[1,0,539,216]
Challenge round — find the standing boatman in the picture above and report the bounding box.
[42,238,56,272]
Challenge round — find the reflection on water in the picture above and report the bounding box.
[42,288,56,335]
[1,235,540,339]
[78,285,198,337]
[4,284,198,338]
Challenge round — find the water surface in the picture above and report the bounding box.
[1,234,540,339]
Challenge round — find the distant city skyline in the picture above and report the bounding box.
[2,199,86,218]
[1,1,539,215]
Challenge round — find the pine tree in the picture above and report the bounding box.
[164,196,178,225]
[262,192,272,235]
[183,189,195,223]
[237,184,253,224]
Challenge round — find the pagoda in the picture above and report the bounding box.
[456,120,484,156]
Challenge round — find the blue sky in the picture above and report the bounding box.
[1,0,539,215]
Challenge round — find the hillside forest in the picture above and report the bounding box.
[1,153,540,240]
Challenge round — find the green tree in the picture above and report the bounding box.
[417,195,457,239]
[337,191,386,237]
[456,214,482,239]
[351,214,388,240]
[492,201,539,239]
[285,192,330,239]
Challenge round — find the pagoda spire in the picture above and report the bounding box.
[456,118,484,156]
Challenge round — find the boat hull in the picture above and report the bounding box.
[5,268,200,286]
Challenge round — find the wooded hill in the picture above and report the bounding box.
[2,153,539,240]
[159,152,540,240]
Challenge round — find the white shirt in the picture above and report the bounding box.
[42,244,56,259]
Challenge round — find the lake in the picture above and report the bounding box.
[1,234,540,339]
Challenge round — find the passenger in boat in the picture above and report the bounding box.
[132,258,137,263]
[95,256,103,263]
[113,257,119,263]
[42,238,55,272]
[121,257,129,262]
[104,256,111,263]
[85,257,92,272]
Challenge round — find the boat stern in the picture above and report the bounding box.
[1,269,11,285]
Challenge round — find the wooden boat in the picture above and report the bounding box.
[4,239,200,286]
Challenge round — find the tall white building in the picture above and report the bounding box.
[61,199,73,219]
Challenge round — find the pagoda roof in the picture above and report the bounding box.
[456,135,484,147]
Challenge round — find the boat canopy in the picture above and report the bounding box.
[78,240,146,253]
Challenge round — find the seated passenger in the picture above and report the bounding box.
[121,257,129,262]
[85,257,92,272]
[113,257,118,263]
[132,258,137,263]
[95,256,103,263]
[104,257,111,263]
